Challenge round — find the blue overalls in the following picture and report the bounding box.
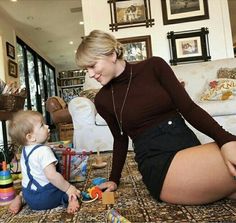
[22,144,68,210]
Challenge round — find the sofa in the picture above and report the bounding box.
[68,58,236,152]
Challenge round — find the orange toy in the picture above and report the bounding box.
[88,186,102,199]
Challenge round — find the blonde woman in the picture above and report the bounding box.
[76,30,236,205]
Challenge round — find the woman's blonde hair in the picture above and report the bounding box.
[8,110,42,146]
[76,30,124,69]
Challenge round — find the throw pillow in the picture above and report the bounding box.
[217,67,236,79]
[200,78,236,101]
[79,89,100,103]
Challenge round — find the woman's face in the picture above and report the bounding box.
[87,54,116,86]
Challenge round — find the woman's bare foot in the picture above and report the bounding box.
[8,195,23,214]
[67,196,80,214]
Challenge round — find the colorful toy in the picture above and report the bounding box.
[107,209,131,223]
[52,146,91,182]
[0,161,15,206]
[92,177,107,185]
[81,186,103,203]
[81,177,107,203]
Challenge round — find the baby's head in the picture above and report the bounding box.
[8,110,44,146]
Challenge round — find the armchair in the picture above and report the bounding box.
[45,96,73,141]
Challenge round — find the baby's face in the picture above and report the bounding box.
[31,115,50,144]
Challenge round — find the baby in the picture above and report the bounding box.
[8,110,80,214]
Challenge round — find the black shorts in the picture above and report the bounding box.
[132,115,201,200]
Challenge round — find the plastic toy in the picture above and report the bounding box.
[81,186,103,203]
[92,177,107,186]
[81,177,107,203]
[0,161,15,206]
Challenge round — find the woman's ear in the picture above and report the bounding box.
[111,51,117,64]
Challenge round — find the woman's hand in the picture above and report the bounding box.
[97,181,117,192]
[221,141,236,177]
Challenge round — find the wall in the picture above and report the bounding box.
[81,0,234,62]
[0,13,17,82]
[0,11,55,83]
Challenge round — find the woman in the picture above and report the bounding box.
[76,30,236,205]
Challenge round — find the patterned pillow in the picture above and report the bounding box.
[217,68,236,79]
[79,89,100,103]
[200,78,236,101]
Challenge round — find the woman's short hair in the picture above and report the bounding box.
[76,30,124,69]
[8,110,42,146]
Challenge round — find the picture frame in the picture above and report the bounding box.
[108,0,154,31]
[118,35,152,63]
[161,0,209,25]
[167,27,211,65]
[8,59,18,78]
[6,42,15,59]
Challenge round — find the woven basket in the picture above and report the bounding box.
[0,94,26,111]
[58,123,74,141]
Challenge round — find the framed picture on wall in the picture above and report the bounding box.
[108,0,154,31]
[167,27,211,65]
[8,59,18,78]
[6,42,15,59]
[118,35,152,63]
[161,0,209,25]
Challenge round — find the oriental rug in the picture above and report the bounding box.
[1,152,236,223]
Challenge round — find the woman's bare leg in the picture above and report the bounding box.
[160,142,236,205]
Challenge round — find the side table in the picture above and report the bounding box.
[0,111,14,150]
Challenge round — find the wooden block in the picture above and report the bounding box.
[102,192,115,205]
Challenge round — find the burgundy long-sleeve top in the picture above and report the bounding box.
[95,57,236,185]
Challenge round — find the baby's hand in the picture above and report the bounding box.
[66,184,81,200]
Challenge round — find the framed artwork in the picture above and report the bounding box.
[8,59,18,78]
[118,35,152,62]
[6,42,15,59]
[167,27,211,65]
[161,0,209,25]
[108,0,154,31]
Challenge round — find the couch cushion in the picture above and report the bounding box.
[199,78,236,101]
[217,67,236,79]
[198,100,236,116]
[79,89,100,102]
[173,58,236,101]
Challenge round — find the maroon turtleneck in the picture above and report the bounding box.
[95,57,236,185]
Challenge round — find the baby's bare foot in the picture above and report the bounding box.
[8,195,23,214]
[67,196,80,214]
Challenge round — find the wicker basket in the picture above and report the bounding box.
[0,94,26,111]
[58,123,74,141]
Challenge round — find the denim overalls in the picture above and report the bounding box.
[22,144,68,210]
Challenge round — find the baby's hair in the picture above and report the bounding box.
[76,30,124,69]
[8,110,42,146]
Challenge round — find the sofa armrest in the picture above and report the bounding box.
[68,97,97,128]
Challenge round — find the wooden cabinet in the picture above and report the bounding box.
[58,69,86,103]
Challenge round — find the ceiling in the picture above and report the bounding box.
[0,0,84,72]
[0,0,235,73]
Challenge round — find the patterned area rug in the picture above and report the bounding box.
[1,152,236,223]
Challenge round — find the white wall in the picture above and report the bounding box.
[81,0,234,62]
